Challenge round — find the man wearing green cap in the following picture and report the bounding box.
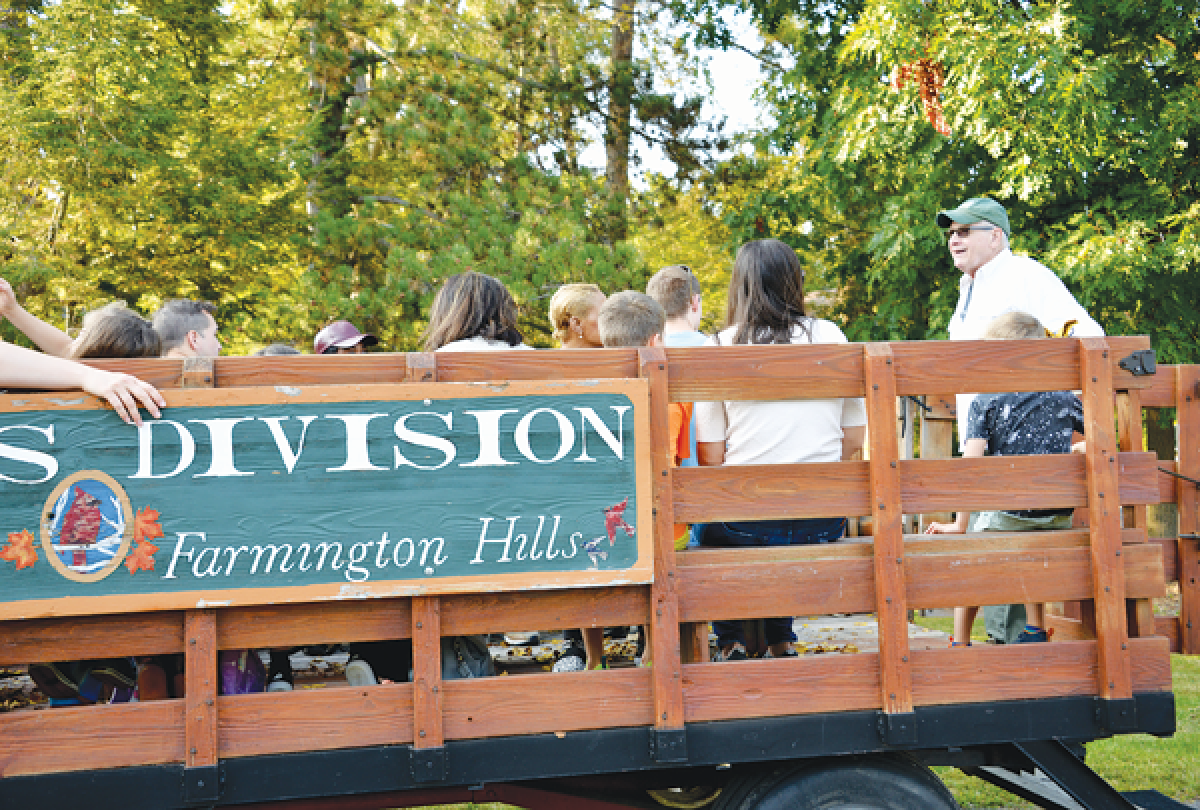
[937,196,1102,644]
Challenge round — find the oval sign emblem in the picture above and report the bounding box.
[40,471,133,583]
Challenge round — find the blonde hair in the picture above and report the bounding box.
[982,311,1044,340]
[549,283,603,344]
[646,265,701,318]
[70,302,161,359]
[598,292,665,348]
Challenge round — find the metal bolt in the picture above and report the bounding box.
[890,693,896,700]
[416,621,423,629]
[1103,351,1108,359]
[886,597,892,604]
[1115,550,1121,557]
[896,557,902,564]
[190,747,197,755]
[873,384,880,391]
[1093,376,1098,383]
[189,639,196,646]
[662,470,668,477]
[886,358,892,365]
[206,698,213,706]
[1109,682,1115,689]
[1105,586,1111,592]
[433,686,439,693]
[1098,492,1105,498]
[1121,643,1128,650]
[419,730,426,738]
[659,364,664,370]
[901,656,908,663]
[878,502,886,509]
[890,461,897,468]
[662,712,668,720]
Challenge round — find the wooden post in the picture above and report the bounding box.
[918,394,956,531]
[1117,390,1155,638]
[863,344,914,733]
[184,610,218,768]
[638,347,686,755]
[1079,339,1132,701]
[1177,365,1200,655]
[411,596,444,749]
[406,351,445,751]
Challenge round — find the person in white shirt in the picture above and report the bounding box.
[423,271,532,352]
[938,197,1103,447]
[695,239,867,660]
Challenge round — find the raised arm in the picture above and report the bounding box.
[0,342,164,425]
[0,278,76,358]
[924,438,987,534]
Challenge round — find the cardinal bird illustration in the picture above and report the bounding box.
[57,487,104,569]
[602,497,635,546]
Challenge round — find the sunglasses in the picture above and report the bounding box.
[944,225,995,241]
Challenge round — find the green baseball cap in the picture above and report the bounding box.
[936,197,1010,237]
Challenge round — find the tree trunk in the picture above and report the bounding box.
[605,0,634,241]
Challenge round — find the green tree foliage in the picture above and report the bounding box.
[1,0,724,352]
[675,0,1200,361]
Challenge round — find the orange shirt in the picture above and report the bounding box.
[669,402,693,551]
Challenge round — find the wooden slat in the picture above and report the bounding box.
[681,654,881,723]
[1080,339,1132,701]
[435,348,639,383]
[919,397,955,530]
[1157,461,1179,506]
[1146,536,1179,583]
[411,596,443,749]
[672,461,869,522]
[1178,364,1200,654]
[677,557,875,621]
[665,344,864,402]
[219,685,414,758]
[1139,370,1177,408]
[678,542,1164,622]
[219,601,412,649]
[864,343,913,716]
[1129,599,1157,638]
[1155,616,1181,652]
[1118,390,1149,532]
[442,669,653,739]
[1129,636,1174,690]
[672,453,1161,523]
[890,336,1153,395]
[441,587,649,636]
[0,612,184,667]
[639,347,685,733]
[0,701,185,777]
[184,610,219,768]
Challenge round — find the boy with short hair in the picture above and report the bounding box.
[925,311,1085,646]
[598,292,692,552]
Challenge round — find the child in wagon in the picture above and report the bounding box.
[925,311,1085,646]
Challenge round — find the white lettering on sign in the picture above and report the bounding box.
[574,406,629,462]
[514,408,575,464]
[460,409,519,467]
[260,416,318,473]
[393,411,456,471]
[190,417,256,478]
[0,424,57,484]
[325,413,389,472]
[130,420,196,479]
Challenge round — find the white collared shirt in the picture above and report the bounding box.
[948,249,1103,447]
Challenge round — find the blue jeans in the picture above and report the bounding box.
[697,518,847,650]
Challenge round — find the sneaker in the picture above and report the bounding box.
[1014,629,1049,643]
[949,640,972,648]
[552,646,586,672]
[504,632,539,646]
[267,676,293,692]
[344,660,377,686]
[720,644,748,661]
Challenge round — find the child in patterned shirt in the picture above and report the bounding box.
[925,311,1085,646]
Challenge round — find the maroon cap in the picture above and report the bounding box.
[313,320,379,355]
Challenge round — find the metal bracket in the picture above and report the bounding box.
[182,763,222,804]
[1118,349,1156,377]
[1096,697,1139,733]
[411,747,447,783]
[876,711,918,746]
[649,728,688,763]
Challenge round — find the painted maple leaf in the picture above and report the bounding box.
[0,529,38,570]
[134,508,164,544]
[125,539,159,574]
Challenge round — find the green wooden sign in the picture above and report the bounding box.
[0,380,653,619]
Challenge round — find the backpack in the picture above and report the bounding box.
[441,635,495,679]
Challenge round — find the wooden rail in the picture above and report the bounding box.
[0,336,1181,780]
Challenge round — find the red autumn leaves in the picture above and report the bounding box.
[127,508,163,575]
[2,506,163,575]
[893,58,951,136]
[0,529,37,570]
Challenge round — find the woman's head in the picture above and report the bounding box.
[70,302,162,359]
[725,239,808,345]
[982,312,1044,340]
[423,271,523,351]
[549,283,605,348]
